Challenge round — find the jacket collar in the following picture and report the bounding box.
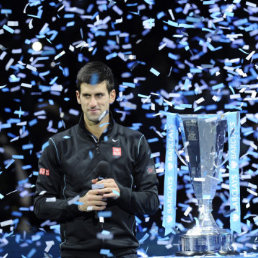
[78,111,115,139]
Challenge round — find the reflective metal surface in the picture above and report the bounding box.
[178,114,233,255]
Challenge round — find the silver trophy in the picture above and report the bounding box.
[178,114,233,255]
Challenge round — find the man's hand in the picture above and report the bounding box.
[93,178,120,200]
[78,189,107,212]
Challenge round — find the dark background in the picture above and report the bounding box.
[0,0,257,257]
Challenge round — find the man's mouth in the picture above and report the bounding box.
[89,109,99,113]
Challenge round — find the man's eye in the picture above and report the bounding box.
[96,94,103,98]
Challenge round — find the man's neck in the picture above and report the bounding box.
[84,114,110,140]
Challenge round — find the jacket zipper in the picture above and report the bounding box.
[90,135,100,154]
[90,135,105,244]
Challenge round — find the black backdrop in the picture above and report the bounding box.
[0,0,257,257]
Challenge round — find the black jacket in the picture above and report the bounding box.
[34,115,159,257]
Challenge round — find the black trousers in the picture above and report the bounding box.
[62,253,138,258]
[62,255,137,258]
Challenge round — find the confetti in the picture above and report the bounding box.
[184,206,192,217]
[193,177,205,182]
[0,0,257,256]
[150,67,160,76]
[139,233,149,244]
[97,231,114,240]
[44,240,55,253]
[3,25,14,34]
[46,197,56,202]
[0,220,13,227]
[100,248,112,255]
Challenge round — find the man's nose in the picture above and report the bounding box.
[89,97,97,107]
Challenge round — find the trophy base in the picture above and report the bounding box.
[177,230,234,256]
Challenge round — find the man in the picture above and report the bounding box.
[34,61,160,258]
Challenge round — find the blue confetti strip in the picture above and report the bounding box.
[150,67,160,76]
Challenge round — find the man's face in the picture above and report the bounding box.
[76,81,116,125]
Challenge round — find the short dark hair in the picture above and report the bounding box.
[76,61,114,93]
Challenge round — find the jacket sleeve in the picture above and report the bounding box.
[117,135,160,215]
[33,138,82,222]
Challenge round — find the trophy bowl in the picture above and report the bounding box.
[177,114,234,255]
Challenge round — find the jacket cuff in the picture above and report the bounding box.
[65,201,84,219]
[116,182,132,211]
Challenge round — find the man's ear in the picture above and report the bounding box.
[109,89,116,104]
[76,90,81,104]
